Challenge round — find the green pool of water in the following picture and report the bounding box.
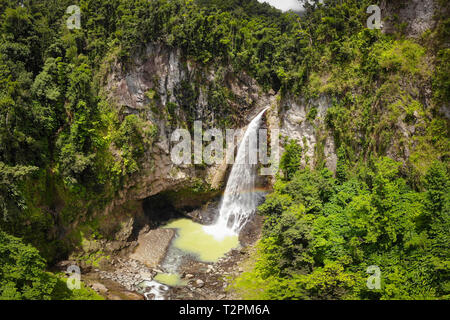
[163,218,240,263]
[153,273,187,287]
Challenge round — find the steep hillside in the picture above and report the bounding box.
[0,0,448,300]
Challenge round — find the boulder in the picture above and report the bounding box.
[195,279,205,288]
[91,282,109,293]
[130,229,175,268]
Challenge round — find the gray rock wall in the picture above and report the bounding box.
[381,0,437,37]
[102,43,338,221]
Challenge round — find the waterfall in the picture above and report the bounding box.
[204,108,268,240]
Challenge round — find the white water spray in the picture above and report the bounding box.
[204,108,268,240]
[138,280,169,300]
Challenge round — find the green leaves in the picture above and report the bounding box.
[258,193,292,217]
[234,156,449,300]
[0,230,56,300]
[280,139,302,180]
[0,230,104,300]
[0,162,38,226]
[112,114,157,178]
[378,41,428,76]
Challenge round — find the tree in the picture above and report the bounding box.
[280,139,303,180]
[0,230,56,300]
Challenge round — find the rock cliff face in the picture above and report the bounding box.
[105,44,203,205]
[103,43,340,214]
[103,43,278,208]
[85,42,341,256]
[381,0,437,38]
[278,95,337,172]
[92,0,442,249]
[73,0,443,259]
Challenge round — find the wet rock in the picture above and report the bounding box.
[55,260,76,270]
[130,228,176,268]
[144,293,156,300]
[92,282,109,293]
[123,291,145,300]
[139,271,153,280]
[195,279,205,288]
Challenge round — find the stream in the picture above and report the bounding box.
[83,109,268,300]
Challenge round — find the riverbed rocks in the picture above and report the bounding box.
[122,291,145,300]
[81,233,256,300]
[206,265,215,273]
[96,258,156,292]
[74,198,263,301]
[91,282,109,294]
[195,279,205,288]
[139,270,153,279]
[129,228,175,268]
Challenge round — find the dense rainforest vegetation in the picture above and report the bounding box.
[0,0,448,299]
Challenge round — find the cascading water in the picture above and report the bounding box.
[204,108,268,240]
[140,109,267,299]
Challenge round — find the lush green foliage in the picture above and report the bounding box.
[0,0,448,301]
[280,140,303,180]
[228,0,449,301]
[112,114,157,179]
[0,230,102,300]
[232,158,449,300]
[0,230,56,299]
[0,0,161,262]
